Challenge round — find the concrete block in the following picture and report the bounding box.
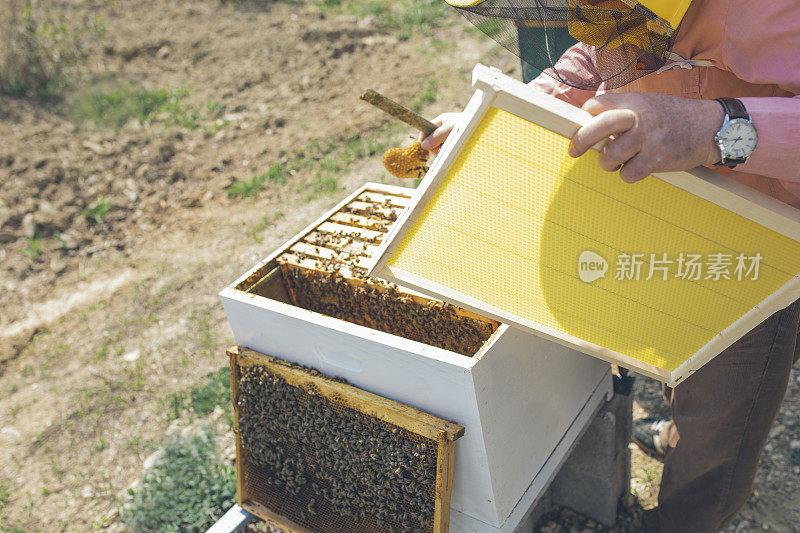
[548,391,633,527]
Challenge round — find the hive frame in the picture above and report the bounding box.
[368,64,800,386]
[228,346,465,533]
[227,182,415,295]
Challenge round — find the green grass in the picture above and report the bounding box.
[20,237,44,260]
[248,211,284,243]
[0,4,105,96]
[197,309,217,357]
[0,479,10,506]
[95,342,109,361]
[294,125,397,201]
[474,17,505,38]
[188,368,231,417]
[167,367,233,426]
[94,437,109,453]
[123,429,236,533]
[67,80,180,128]
[83,196,114,224]
[202,100,228,133]
[319,0,452,38]
[410,79,438,112]
[227,121,399,204]
[66,79,218,130]
[226,163,288,198]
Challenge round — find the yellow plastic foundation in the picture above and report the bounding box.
[387,107,800,372]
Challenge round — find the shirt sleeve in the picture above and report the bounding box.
[737,96,800,182]
[528,42,599,107]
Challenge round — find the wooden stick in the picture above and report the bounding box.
[360,89,438,135]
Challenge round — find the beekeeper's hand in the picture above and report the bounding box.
[418,112,463,154]
[568,92,724,183]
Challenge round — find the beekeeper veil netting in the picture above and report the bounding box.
[445,0,693,90]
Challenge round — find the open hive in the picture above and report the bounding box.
[221,183,613,530]
[229,347,465,533]
[242,188,499,357]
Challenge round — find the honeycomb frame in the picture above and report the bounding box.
[228,346,465,533]
[367,64,800,386]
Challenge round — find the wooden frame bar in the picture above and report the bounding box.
[367,64,800,386]
[228,346,464,533]
[232,184,414,294]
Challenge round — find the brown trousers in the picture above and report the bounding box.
[643,299,800,533]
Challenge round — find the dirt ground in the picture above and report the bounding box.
[1,1,798,532]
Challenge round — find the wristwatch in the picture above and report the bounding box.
[713,98,758,169]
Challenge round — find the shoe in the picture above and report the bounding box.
[632,417,670,458]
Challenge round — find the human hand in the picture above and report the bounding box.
[568,92,724,183]
[418,112,463,154]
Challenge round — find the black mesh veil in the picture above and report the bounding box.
[450,0,678,90]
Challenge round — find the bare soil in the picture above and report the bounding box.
[1,1,798,531]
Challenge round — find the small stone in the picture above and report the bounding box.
[156,45,171,59]
[622,492,635,508]
[49,257,66,274]
[35,201,58,227]
[22,212,36,238]
[143,449,164,470]
[135,163,150,179]
[769,424,785,438]
[57,231,79,250]
[123,350,140,362]
[1,427,21,439]
[223,444,236,462]
[81,485,94,498]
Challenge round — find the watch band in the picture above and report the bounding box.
[715,97,749,120]
[713,97,750,168]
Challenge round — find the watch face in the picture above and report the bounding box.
[719,118,758,159]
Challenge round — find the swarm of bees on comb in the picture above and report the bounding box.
[257,192,497,356]
[237,364,438,532]
[382,141,430,181]
[282,267,493,356]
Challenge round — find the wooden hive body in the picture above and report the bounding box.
[368,65,800,386]
[220,183,611,530]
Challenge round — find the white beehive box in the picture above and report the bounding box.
[220,183,611,531]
